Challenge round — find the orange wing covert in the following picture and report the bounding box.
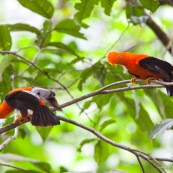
[107,51,173,96]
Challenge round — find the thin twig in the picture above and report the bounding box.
[0,50,89,119]
[103,23,130,59]
[146,16,173,55]
[136,156,145,173]
[0,51,65,89]
[0,163,26,171]
[0,112,170,172]
[0,79,173,172]
[0,79,171,135]
[0,99,19,151]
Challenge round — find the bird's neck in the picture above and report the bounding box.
[0,101,14,119]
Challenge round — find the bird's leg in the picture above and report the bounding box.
[14,117,25,125]
[130,77,138,84]
[145,77,155,84]
[14,113,29,125]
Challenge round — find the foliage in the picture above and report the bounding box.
[0,0,173,173]
[150,119,173,139]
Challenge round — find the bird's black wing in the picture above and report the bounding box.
[5,91,40,114]
[31,105,60,126]
[139,57,173,81]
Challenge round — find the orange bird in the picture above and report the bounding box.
[0,87,61,126]
[107,51,173,96]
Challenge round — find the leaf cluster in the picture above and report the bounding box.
[0,0,172,173]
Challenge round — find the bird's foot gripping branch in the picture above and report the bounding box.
[107,51,173,96]
[0,79,173,172]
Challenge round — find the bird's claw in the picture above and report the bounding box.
[130,78,137,84]
[145,77,155,84]
[14,117,24,125]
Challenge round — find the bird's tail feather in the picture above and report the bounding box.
[166,86,173,96]
[31,105,60,126]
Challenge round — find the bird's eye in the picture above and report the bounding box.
[37,92,40,95]
[49,91,55,97]
[118,55,122,58]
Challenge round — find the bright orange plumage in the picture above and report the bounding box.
[0,87,33,119]
[0,101,14,119]
[0,87,60,126]
[107,51,173,96]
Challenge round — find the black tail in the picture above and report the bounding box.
[166,86,173,96]
[31,105,60,126]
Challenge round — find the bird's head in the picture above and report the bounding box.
[107,52,123,65]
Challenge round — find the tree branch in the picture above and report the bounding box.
[159,0,173,6]
[136,156,145,173]
[0,79,171,134]
[0,113,168,172]
[0,50,90,118]
[145,16,172,55]
[1,79,173,172]
[0,163,26,171]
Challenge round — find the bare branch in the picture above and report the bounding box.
[136,156,145,173]
[0,51,65,89]
[0,114,168,172]
[0,78,173,172]
[0,111,19,150]
[0,50,89,118]
[59,80,165,109]
[0,78,171,135]
[145,16,173,55]
[159,0,173,6]
[0,163,26,171]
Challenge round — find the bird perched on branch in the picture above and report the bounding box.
[0,87,61,126]
[107,51,173,96]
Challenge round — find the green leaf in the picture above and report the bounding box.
[36,20,52,47]
[135,104,154,134]
[7,23,40,35]
[126,3,147,24]
[0,25,12,50]
[119,94,154,134]
[36,127,53,141]
[31,161,52,172]
[78,63,106,91]
[59,166,69,172]
[100,119,116,132]
[78,67,93,91]
[18,0,54,18]
[94,140,109,163]
[139,0,159,12]
[77,138,96,152]
[55,19,86,39]
[82,99,93,110]
[6,170,41,173]
[150,119,173,139]
[93,63,106,86]
[145,90,173,118]
[74,0,99,22]
[100,0,116,15]
[46,42,78,56]
[0,55,13,81]
[94,94,113,109]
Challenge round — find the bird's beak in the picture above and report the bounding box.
[46,98,62,111]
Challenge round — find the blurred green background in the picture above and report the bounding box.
[0,0,173,172]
